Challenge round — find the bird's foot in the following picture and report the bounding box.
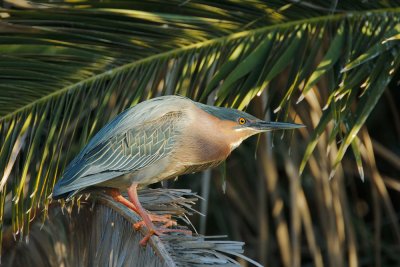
[139,227,192,246]
[125,184,191,246]
[133,214,177,230]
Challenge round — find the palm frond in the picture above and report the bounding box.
[4,189,258,266]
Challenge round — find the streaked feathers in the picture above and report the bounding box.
[53,96,187,198]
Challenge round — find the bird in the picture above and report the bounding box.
[53,95,303,244]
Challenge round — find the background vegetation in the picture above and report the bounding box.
[1,0,400,266]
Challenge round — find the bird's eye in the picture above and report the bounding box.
[238,117,246,125]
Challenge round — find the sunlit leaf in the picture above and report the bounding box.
[333,54,400,172]
[297,23,345,103]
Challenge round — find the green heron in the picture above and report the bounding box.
[53,95,303,244]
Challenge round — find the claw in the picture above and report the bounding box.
[133,214,177,230]
[139,229,157,246]
[139,228,192,246]
[161,220,176,228]
[133,221,144,231]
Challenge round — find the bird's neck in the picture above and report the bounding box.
[177,105,253,164]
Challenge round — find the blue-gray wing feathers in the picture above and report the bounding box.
[53,109,182,198]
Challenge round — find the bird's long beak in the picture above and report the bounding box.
[249,121,305,132]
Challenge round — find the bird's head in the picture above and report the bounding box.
[194,102,304,150]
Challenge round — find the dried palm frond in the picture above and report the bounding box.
[3,188,261,267]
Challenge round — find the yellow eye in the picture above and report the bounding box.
[238,117,246,125]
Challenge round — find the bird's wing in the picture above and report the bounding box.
[53,111,182,197]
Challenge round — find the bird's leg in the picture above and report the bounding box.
[106,188,139,213]
[127,184,160,245]
[127,184,190,246]
[107,188,177,231]
[106,189,171,226]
